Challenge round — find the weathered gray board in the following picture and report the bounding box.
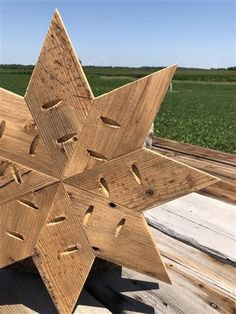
[0,193,235,313]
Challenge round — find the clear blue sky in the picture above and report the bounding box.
[0,0,235,68]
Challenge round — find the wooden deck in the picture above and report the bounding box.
[1,138,235,314]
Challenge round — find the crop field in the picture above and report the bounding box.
[0,65,235,153]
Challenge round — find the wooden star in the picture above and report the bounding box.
[0,10,219,314]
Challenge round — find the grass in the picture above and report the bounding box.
[0,65,235,153]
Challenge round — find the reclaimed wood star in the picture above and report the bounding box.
[0,9,219,314]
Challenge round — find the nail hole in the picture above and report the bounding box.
[92,246,100,251]
[60,245,80,256]
[11,164,22,184]
[99,177,110,197]
[41,99,63,110]
[86,150,107,161]
[57,133,78,144]
[47,216,66,226]
[100,117,121,128]
[29,134,40,156]
[0,120,6,138]
[115,218,126,237]
[0,161,10,176]
[83,205,94,226]
[17,199,38,210]
[5,231,24,241]
[131,164,142,185]
[109,202,117,208]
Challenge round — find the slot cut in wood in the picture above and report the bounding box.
[57,133,78,145]
[11,164,22,184]
[29,134,40,156]
[60,245,80,256]
[100,116,121,128]
[86,150,107,161]
[83,205,94,226]
[5,230,24,241]
[47,216,66,226]
[114,218,126,237]
[0,161,10,176]
[131,164,142,185]
[0,120,6,138]
[41,99,63,110]
[99,177,110,197]
[17,199,39,210]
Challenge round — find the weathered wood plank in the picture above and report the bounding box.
[65,65,176,177]
[145,193,236,264]
[153,137,236,204]
[0,88,57,177]
[33,184,95,314]
[66,148,219,211]
[25,10,93,176]
[153,137,236,166]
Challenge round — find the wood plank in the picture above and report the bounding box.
[64,183,170,283]
[152,137,236,204]
[145,193,236,264]
[0,183,59,268]
[0,268,110,314]
[65,65,176,177]
[33,184,95,314]
[0,88,57,177]
[66,148,219,211]
[153,136,236,166]
[25,10,94,176]
[0,156,58,205]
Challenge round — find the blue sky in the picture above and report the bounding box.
[0,0,235,68]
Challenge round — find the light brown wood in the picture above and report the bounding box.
[66,148,219,211]
[64,183,170,283]
[33,184,95,314]
[0,9,223,314]
[153,136,236,204]
[0,183,59,268]
[25,10,94,176]
[64,65,177,177]
[0,88,57,177]
[0,156,58,205]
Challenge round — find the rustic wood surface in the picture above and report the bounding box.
[0,193,235,314]
[153,137,236,204]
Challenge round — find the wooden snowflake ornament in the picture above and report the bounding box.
[0,10,219,314]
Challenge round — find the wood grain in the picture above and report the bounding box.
[66,148,219,211]
[65,65,176,177]
[64,183,170,284]
[0,156,58,205]
[25,10,94,176]
[33,184,95,314]
[0,88,57,177]
[0,183,59,268]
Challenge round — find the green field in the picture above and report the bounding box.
[0,65,235,153]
